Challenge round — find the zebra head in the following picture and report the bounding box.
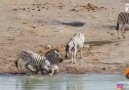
[65,45,72,58]
[45,49,63,64]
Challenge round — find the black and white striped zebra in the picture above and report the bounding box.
[16,49,63,74]
[20,50,51,74]
[65,32,85,64]
[116,12,129,39]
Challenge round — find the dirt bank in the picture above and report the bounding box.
[0,0,128,74]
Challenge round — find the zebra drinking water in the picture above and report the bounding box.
[16,49,63,74]
[116,12,129,39]
[65,32,85,64]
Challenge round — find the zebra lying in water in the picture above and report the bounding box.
[16,49,63,74]
[116,12,129,39]
[65,32,85,64]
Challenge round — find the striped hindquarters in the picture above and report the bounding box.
[118,12,129,24]
[21,50,44,67]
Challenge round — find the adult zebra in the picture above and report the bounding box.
[65,32,85,64]
[116,12,129,39]
[16,49,63,74]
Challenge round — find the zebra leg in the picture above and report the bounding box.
[118,26,121,39]
[49,69,54,75]
[118,22,123,39]
[34,66,39,74]
[41,69,50,74]
[121,24,126,38]
[25,63,36,74]
[73,48,77,64]
[80,48,83,59]
[41,66,50,74]
[71,52,74,63]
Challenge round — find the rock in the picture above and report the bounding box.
[13,9,17,11]
[92,16,98,19]
[102,67,106,70]
[38,9,40,11]
[22,8,26,10]
[110,52,118,56]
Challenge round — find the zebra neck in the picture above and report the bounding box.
[68,40,76,48]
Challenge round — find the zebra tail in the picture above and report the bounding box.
[15,57,21,69]
[15,60,18,68]
[116,21,119,30]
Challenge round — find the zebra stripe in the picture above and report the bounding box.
[21,50,50,73]
[68,33,85,46]
[21,50,44,66]
[117,12,129,39]
[118,12,129,24]
[65,32,85,64]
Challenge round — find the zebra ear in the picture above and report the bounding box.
[53,49,59,52]
[56,49,59,52]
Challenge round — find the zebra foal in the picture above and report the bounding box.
[116,12,129,39]
[65,32,85,64]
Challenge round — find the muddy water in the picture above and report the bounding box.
[0,74,128,90]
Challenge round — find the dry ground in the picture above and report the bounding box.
[0,0,128,74]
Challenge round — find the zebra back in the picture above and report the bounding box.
[68,32,85,46]
[118,12,129,24]
[20,50,45,66]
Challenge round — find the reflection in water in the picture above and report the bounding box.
[0,74,128,90]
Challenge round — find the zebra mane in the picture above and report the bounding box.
[67,33,78,44]
[65,45,69,52]
[45,49,59,56]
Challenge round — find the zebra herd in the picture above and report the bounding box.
[16,32,85,75]
[16,11,129,75]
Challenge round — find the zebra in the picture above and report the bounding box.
[19,50,51,74]
[65,32,85,64]
[116,12,129,39]
[16,49,63,74]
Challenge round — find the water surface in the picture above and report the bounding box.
[0,74,128,90]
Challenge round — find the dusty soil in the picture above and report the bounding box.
[0,0,129,74]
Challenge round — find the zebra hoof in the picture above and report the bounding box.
[70,60,73,63]
[73,62,76,64]
[80,57,83,59]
